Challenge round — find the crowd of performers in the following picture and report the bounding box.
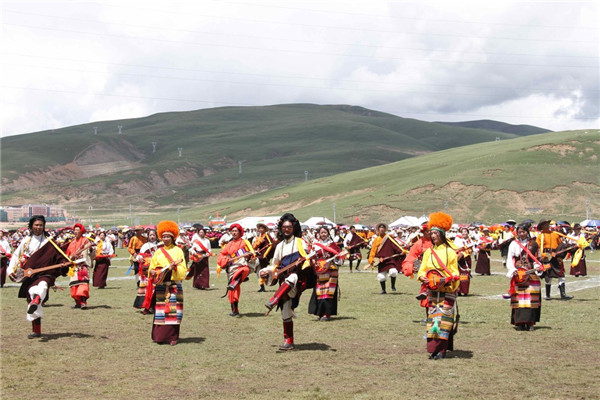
[2,213,598,356]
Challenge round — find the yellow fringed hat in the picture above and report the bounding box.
[157,220,179,238]
[428,212,453,233]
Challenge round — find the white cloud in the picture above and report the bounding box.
[1,0,598,136]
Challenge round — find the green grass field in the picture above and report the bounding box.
[2,248,599,399]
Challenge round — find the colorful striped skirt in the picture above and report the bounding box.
[426,291,458,354]
[153,281,183,326]
[510,275,541,326]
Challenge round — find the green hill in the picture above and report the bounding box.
[1,104,520,212]
[436,119,552,136]
[179,129,600,225]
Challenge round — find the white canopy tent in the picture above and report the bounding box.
[302,216,336,228]
[389,215,428,228]
[229,216,281,230]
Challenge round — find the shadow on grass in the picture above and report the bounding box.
[532,326,552,330]
[93,287,120,290]
[329,316,356,321]
[83,305,113,310]
[240,312,267,318]
[276,342,337,352]
[43,304,64,308]
[566,298,597,302]
[40,332,95,341]
[311,316,357,322]
[447,349,473,359]
[178,337,206,344]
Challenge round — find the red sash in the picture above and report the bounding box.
[312,242,340,256]
[430,247,454,277]
[0,243,11,258]
[194,239,212,254]
[513,239,543,266]
[160,247,174,263]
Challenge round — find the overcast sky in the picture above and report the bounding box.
[1,0,598,137]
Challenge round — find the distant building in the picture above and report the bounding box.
[0,204,66,222]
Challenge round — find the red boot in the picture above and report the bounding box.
[28,318,41,339]
[265,282,292,311]
[27,295,41,314]
[279,319,295,350]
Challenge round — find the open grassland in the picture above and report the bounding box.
[2,249,599,400]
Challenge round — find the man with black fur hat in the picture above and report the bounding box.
[260,213,316,350]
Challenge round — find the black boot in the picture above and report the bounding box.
[545,284,551,300]
[227,277,241,291]
[230,302,239,317]
[558,284,573,300]
[257,284,266,292]
[390,277,397,292]
[355,260,361,271]
[349,261,353,273]
[379,281,386,294]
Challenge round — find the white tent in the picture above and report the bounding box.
[229,216,281,230]
[302,216,336,228]
[389,215,428,228]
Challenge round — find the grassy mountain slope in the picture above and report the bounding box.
[436,119,552,135]
[179,129,600,225]
[1,104,521,209]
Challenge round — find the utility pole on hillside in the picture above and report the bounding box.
[238,160,246,175]
[304,170,309,182]
[178,148,183,157]
[93,126,98,135]
[151,142,157,153]
[118,125,123,135]
[333,203,336,224]
[177,206,181,225]
[586,198,591,220]
[88,206,93,229]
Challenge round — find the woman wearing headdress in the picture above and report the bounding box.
[453,227,473,296]
[417,212,460,360]
[506,223,543,331]
[93,230,114,289]
[67,223,94,309]
[308,226,342,321]
[568,223,587,277]
[135,229,159,313]
[474,227,492,275]
[217,223,257,317]
[189,224,213,290]
[0,229,13,288]
[148,221,186,345]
